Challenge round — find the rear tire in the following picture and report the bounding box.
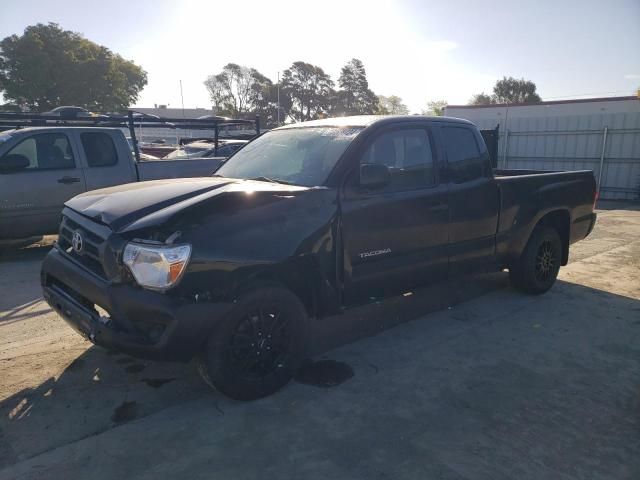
[509,226,562,295]
[197,286,308,401]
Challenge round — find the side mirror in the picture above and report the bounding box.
[0,154,30,173]
[360,163,390,189]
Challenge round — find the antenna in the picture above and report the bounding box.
[180,80,187,149]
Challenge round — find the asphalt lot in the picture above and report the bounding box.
[0,201,639,480]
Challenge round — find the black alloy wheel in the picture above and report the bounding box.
[197,286,308,400]
[509,226,562,294]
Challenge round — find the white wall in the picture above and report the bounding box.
[445,97,640,128]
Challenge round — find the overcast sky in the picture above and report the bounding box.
[1,0,639,112]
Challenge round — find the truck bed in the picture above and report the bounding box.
[493,168,597,263]
[493,168,594,179]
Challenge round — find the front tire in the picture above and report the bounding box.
[509,226,562,294]
[197,286,308,401]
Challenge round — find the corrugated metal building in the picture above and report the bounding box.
[445,96,640,200]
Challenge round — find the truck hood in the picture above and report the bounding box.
[65,177,312,232]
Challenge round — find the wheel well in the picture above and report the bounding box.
[232,259,334,320]
[536,210,570,265]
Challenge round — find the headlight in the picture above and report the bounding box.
[123,242,191,291]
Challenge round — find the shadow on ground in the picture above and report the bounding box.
[2,274,639,480]
[0,244,52,264]
[0,300,51,327]
[0,346,208,468]
[0,272,506,466]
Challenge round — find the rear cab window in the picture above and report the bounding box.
[441,125,489,183]
[81,132,118,167]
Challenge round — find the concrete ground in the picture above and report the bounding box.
[0,202,639,480]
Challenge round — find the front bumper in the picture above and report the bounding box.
[41,247,232,362]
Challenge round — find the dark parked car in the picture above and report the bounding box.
[41,115,597,400]
[43,106,104,119]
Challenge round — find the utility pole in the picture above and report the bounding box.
[179,80,185,119]
[180,80,187,145]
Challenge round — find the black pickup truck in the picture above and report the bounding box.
[41,115,597,400]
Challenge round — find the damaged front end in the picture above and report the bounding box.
[42,207,231,361]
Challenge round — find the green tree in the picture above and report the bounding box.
[281,61,334,121]
[493,76,541,104]
[335,58,378,115]
[0,23,147,111]
[377,95,409,115]
[204,65,290,127]
[250,70,291,127]
[469,92,494,105]
[204,63,259,117]
[422,100,447,116]
[469,77,542,105]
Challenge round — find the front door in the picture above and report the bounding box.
[0,132,86,239]
[341,125,449,305]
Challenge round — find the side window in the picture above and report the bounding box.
[360,128,435,191]
[222,144,243,156]
[441,126,486,183]
[0,133,75,171]
[81,132,118,167]
[215,145,234,157]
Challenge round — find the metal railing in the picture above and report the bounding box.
[0,111,261,161]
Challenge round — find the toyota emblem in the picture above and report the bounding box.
[72,230,84,254]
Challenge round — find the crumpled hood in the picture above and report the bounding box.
[65,177,310,232]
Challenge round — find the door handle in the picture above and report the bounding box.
[57,176,80,184]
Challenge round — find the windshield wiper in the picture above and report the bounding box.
[249,176,296,186]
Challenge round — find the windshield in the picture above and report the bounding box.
[216,126,363,186]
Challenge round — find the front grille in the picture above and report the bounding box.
[58,214,110,279]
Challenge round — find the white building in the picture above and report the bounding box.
[444,95,639,126]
